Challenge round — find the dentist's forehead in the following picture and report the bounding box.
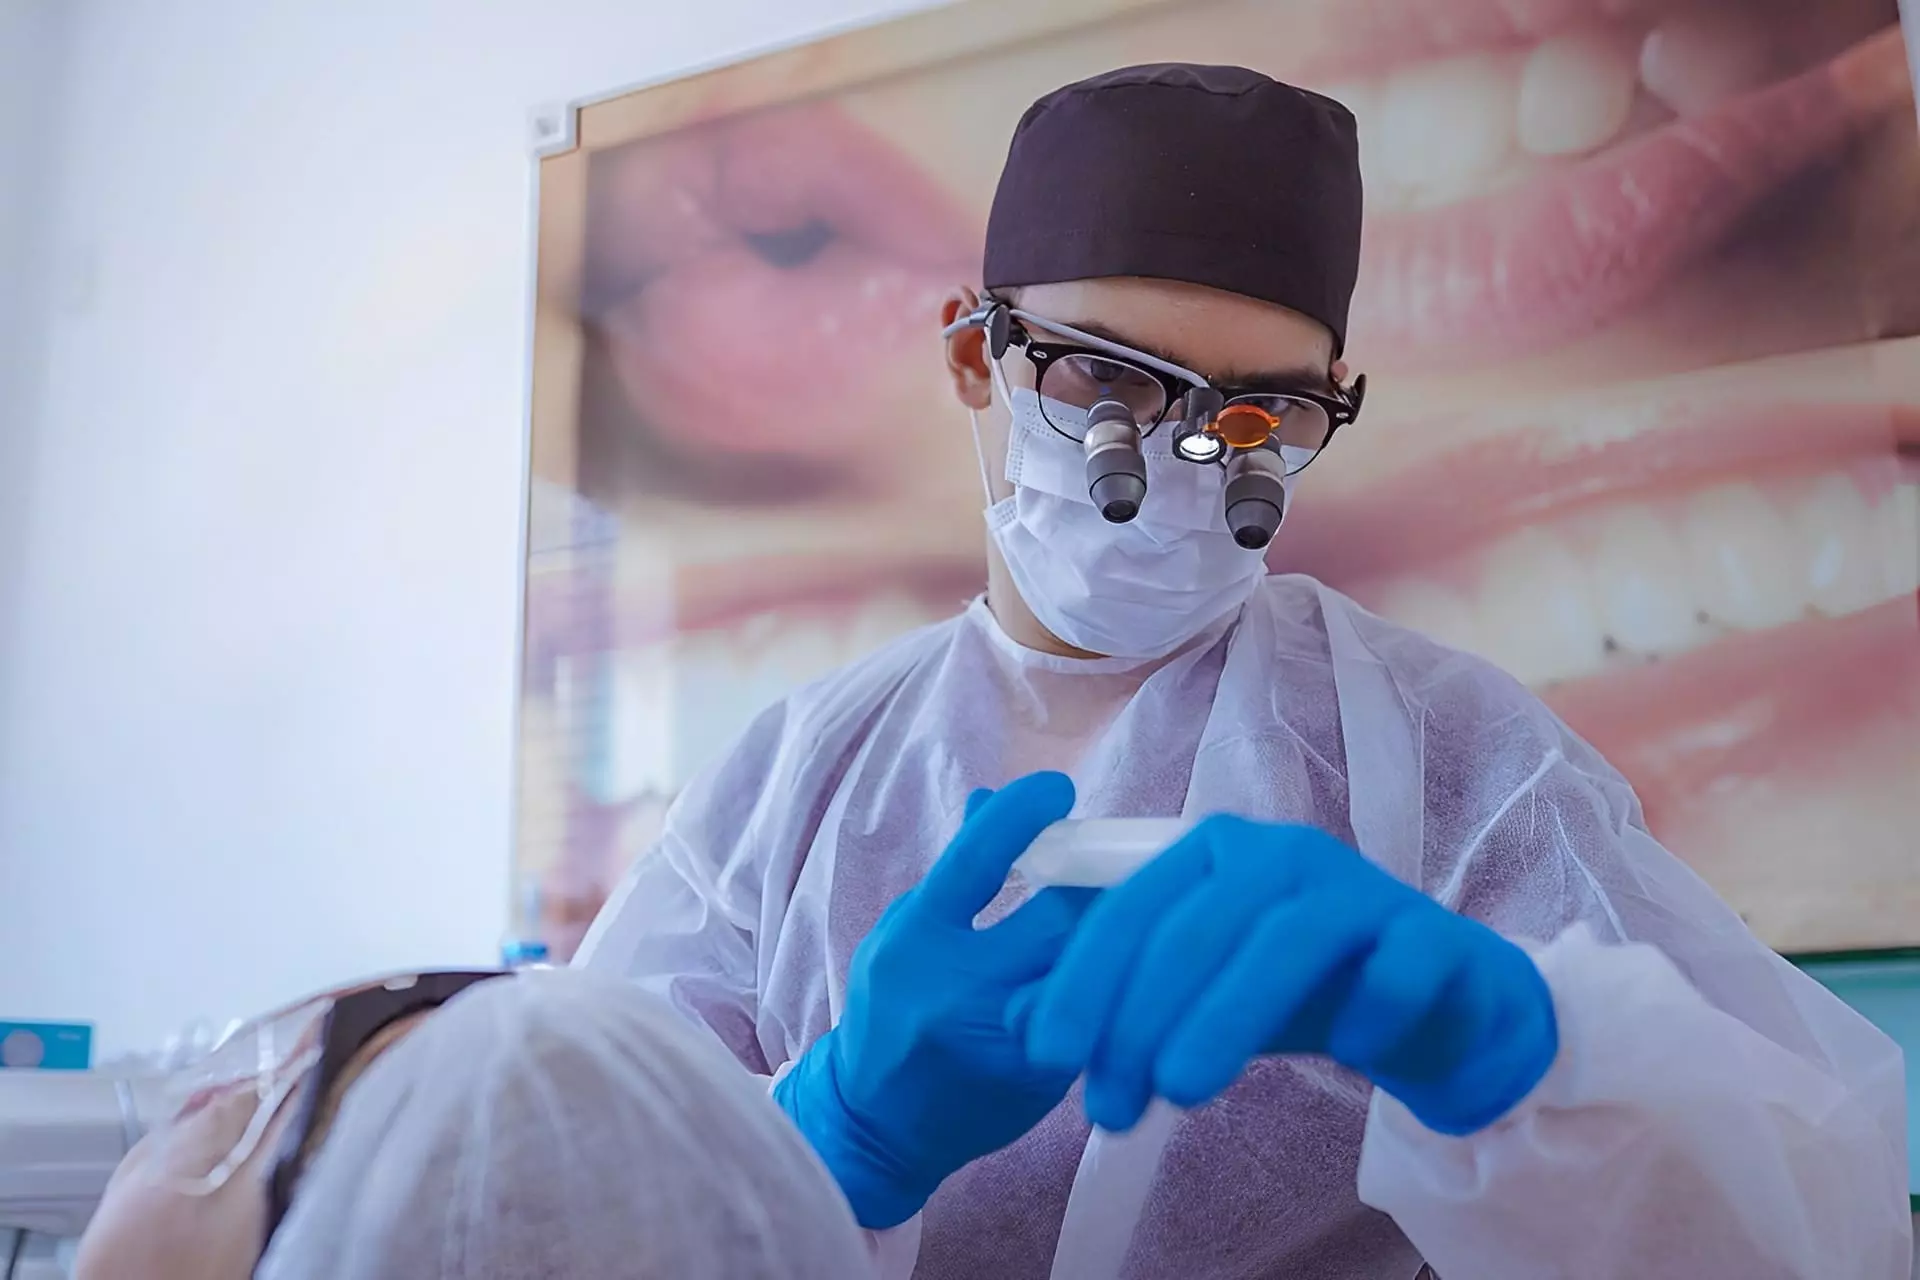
[1014,278,1336,387]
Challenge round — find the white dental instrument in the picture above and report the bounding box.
[1013,818,1192,888]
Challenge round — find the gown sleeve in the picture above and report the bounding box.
[1356,687,1911,1279]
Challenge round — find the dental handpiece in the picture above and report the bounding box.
[1013,818,1193,888]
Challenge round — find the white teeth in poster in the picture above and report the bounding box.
[521,0,1920,961]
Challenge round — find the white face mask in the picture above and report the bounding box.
[973,370,1284,660]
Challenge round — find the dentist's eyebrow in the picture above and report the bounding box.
[1039,317,1328,389]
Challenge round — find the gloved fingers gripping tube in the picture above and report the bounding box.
[1223,446,1287,549]
[1083,400,1147,523]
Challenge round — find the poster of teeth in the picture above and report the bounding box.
[516,0,1920,961]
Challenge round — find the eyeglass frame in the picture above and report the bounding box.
[257,969,512,1254]
[944,297,1367,465]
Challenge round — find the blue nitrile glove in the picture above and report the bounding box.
[773,772,1097,1229]
[1016,815,1557,1138]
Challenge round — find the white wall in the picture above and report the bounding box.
[0,2,64,700]
[0,0,931,1057]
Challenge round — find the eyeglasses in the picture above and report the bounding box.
[947,300,1366,475]
[259,971,508,1245]
[156,970,510,1246]
[944,298,1367,545]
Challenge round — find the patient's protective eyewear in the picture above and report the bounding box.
[158,970,509,1245]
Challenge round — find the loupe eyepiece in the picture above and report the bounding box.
[1223,445,1287,550]
[1083,400,1147,523]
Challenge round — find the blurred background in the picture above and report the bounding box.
[519,0,1920,963]
[0,0,940,1060]
[0,0,1915,1076]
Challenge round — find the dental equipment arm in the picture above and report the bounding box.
[0,1071,168,1238]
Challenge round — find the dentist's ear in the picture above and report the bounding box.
[941,287,994,412]
[1331,358,1350,386]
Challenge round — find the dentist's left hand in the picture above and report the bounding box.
[1016,815,1558,1139]
[773,772,1096,1229]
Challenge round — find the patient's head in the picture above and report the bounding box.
[78,969,868,1280]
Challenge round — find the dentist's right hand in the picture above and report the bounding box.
[773,771,1095,1229]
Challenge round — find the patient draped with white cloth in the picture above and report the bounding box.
[75,967,871,1280]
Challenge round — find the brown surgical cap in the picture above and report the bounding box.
[983,63,1363,355]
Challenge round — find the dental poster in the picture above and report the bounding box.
[516,0,1920,961]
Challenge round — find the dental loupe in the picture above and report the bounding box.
[944,298,1364,551]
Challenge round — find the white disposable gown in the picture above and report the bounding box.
[578,576,1912,1279]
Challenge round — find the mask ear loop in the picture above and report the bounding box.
[967,356,1018,511]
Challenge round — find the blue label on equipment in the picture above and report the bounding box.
[0,1021,93,1070]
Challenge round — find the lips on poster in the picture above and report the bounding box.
[517,0,1920,960]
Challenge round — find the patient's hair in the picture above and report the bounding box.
[257,969,866,1280]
